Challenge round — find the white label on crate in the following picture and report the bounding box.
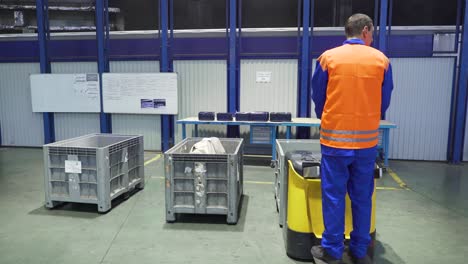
[65,160,82,174]
[256,71,272,83]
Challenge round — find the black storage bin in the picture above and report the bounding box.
[217,112,234,121]
[235,112,250,121]
[270,112,292,122]
[198,111,215,121]
[249,111,270,121]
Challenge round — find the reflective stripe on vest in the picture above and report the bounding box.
[320,128,379,135]
[320,135,379,143]
[320,128,379,143]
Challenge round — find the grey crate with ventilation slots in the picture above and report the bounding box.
[164,138,244,224]
[43,134,144,212]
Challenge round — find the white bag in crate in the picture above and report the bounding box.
[190,137,226,154]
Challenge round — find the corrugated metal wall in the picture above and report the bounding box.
[0,58,460,161]
[173,60,227,144]
[240,59,298,114]
[240,59,298,138]
[51,62,100,141]
[387,57,455,160]
[0,63,43,146]
[110,61,161,151]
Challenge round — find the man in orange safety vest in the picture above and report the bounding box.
[311,13,394,264]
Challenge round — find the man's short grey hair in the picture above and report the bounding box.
[345,13,373,38]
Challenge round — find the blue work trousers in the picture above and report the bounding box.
[320,149,376,259]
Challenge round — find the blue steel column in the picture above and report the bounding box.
[236,0,241,114]
[378,0,389,120]
[168,0,175,143]
[308,0,314,117]
[450,0,468,163]
[160,0,173,151]
[36,0,55,144]
[378,0,388,54]
[104,0,110,72]
[169,0,174,72]
[454,0,462,53]
[227,0,239,137]
[296,0,311,139]
[96,0,112,133]
[373,0,379,47]
[387,0,393,50]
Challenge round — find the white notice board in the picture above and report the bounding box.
[30,73,101,113]
[102,73,178,115]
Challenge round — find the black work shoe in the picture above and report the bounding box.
[350,253,373,264]
[310,246,344,264]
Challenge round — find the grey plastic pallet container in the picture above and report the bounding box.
[164,138,244,224]
[43,134,144,212]
[275,139,320,230]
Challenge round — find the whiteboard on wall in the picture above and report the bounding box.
[30,73,101,113]
[102,73,178,115]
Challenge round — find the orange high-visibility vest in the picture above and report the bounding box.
[318,44,390,149]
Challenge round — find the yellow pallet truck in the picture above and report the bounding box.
[285,151,379,261]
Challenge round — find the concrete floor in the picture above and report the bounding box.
[0,147,467,264]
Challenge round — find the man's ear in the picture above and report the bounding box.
[363,26,369,33]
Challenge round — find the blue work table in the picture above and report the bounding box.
[176,117,397,167]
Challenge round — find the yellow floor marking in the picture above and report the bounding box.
[387,168,410,190]
[144,154,162,166]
